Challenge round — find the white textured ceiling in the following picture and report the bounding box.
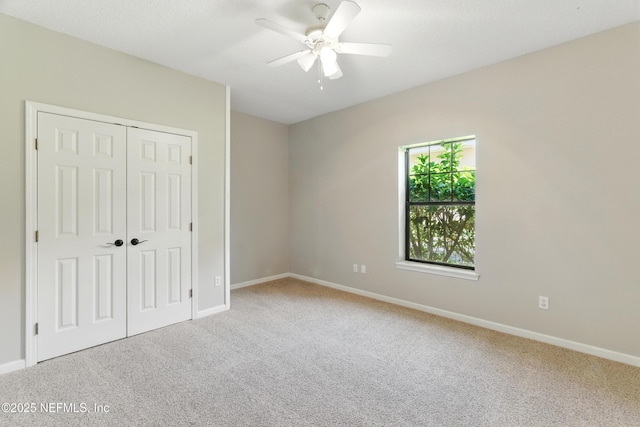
[1,1,639,124]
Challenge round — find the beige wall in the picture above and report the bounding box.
[0,14,227,365]
[289,22,640,358]
[230,111,289,284]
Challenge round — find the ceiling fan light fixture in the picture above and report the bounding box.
[320,46,338,77]
[328,64,343,80]
[323,61,339,78]
[298,52,317,72]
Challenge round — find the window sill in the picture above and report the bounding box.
[395,261,479,281]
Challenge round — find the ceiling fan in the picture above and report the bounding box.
[256,1,392,82]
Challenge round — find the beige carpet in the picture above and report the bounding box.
[1,277,639,426]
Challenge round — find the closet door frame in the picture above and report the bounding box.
[24,101,199,367]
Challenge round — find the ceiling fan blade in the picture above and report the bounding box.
[267,50,312,67]
[328,63,343,80]
[337,42,392,57]
[255,18,308,42]
[297,52,317,72]
[323,1,361,39]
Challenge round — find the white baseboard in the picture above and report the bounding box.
[290,273,640,368]
[0,359,26,375]
[231,273,290,290]
[195,304,229,319]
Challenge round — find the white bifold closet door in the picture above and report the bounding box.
[37,113,192,362]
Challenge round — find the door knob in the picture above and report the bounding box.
[131,238,148,246]
[106,239,124,247]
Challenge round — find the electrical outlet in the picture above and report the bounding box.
[360,264,366,274]
[539,296,549,310]
[353,264,358,273]
[215,276,222,287]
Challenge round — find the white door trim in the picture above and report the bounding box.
[25,101,199,367]
[224,85,231,310]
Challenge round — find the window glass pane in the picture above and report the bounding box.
[409,173,429,202]
[429,144,451,173]
[453,171,475,201]
[408,146,430,171]
[429,172,452,202]
[458,141,476,171]
[408,205,475,267]
[408,146,430,202]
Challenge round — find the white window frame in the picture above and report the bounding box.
[396,140,479,281]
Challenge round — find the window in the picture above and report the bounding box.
[404,136,476,270]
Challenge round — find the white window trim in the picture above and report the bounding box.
[395,260,479,281]
[397,142,479,282]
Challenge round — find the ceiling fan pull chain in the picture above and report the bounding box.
[318,58,324,90]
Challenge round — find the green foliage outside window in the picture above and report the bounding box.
[407,140,475,268]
